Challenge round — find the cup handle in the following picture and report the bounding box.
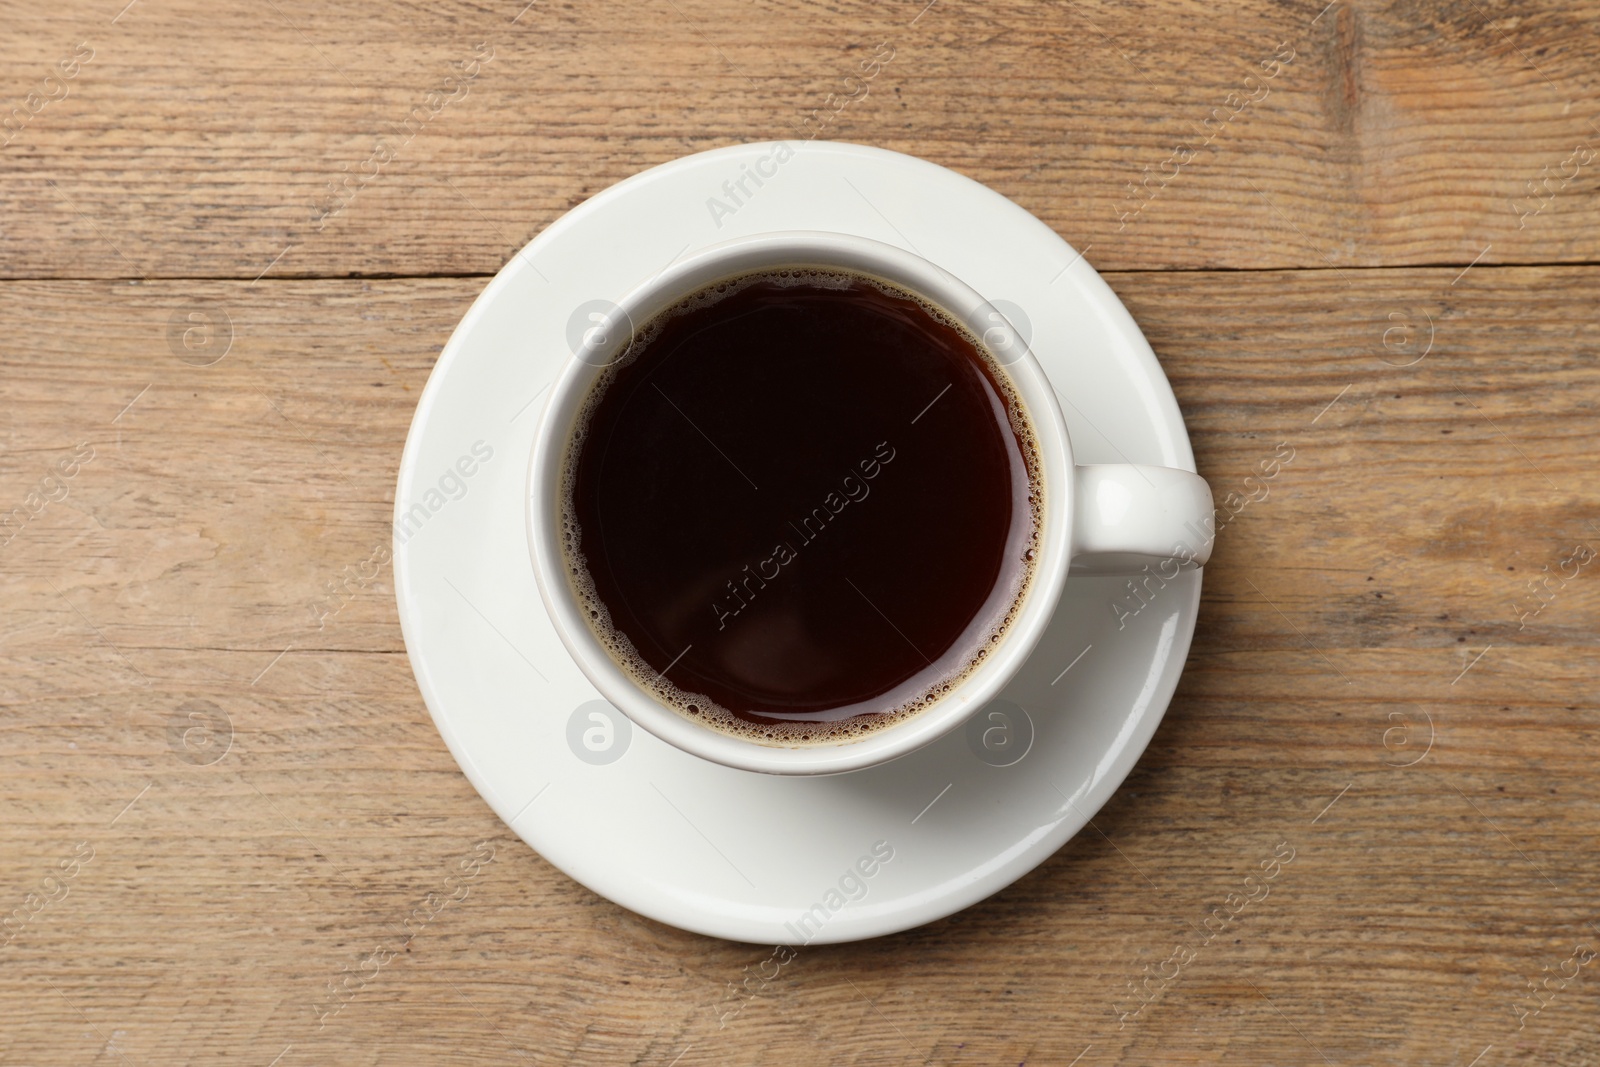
[1069,464,1214,577]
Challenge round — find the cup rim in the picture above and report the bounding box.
[526,230,1074,775]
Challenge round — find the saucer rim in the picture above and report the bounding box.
[393,139,1203,944]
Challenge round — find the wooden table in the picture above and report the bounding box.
[4,1,1598,1063]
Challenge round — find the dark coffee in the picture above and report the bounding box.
[561,268,1040,744]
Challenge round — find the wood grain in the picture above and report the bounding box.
[4,0,1600,1063]
[2,266,1597,1065]
[1,0,1598,278]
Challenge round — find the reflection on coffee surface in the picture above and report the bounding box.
[561,268,1040,744]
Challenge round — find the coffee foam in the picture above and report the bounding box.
[559,266,1043,747]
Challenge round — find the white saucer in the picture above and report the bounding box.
[394,141,1202,944]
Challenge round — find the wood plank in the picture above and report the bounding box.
[2,266,1597,1063]
[2,0,1599,279]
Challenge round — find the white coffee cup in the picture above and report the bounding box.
[528,232,1212,775]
